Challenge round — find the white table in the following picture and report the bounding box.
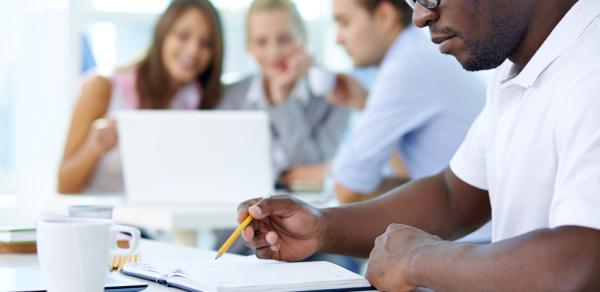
[43,192,334,246]
[1,239,380,292]
[0,240,230,291]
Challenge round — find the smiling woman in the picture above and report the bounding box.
[57,0,225,194]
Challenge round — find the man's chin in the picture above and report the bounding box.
[459,56,508,72]
[447,50,496,72]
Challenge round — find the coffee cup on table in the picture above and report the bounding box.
[68,205,114,219]
[36,218,140,292]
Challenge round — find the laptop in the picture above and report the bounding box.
[116,111,274,205]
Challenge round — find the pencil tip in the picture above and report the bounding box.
[214,254,221,260]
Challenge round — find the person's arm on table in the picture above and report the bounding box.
[237,168,490,259]
[238,169,600,291]
[366,224,600,291]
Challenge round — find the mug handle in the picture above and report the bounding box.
[110,225,141,256]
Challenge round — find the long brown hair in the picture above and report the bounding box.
[136,0,224,109]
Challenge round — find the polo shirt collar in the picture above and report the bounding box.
[506,0,600,88]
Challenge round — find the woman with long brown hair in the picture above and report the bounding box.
[58,0,224,194]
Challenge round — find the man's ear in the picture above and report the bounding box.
[373,1,403,31]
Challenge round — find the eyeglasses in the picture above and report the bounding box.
[403,0,441,9]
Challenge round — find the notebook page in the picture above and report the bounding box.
[122,257,264,291]
[155,259,370,292]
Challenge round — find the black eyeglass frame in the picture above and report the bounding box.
[403,0,441,10]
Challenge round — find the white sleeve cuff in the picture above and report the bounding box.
[450,155,488,190]
[550,202,600,231]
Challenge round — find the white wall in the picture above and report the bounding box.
[0,0,76,224]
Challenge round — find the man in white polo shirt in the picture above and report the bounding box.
[235,0,600,290]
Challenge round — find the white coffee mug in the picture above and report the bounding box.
[69,205,114,219]
[37,218,140,292]
[307,67,337,97]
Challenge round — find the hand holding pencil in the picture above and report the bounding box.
[215,195,324,262]
[214,215,254,260]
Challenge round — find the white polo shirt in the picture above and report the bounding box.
[449,0,600,242]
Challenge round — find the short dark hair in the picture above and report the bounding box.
[356,0,413,27]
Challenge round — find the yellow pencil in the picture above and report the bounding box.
[214,215,254,260]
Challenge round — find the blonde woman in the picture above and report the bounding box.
[218,0,350,190]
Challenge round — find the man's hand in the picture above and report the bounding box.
[237,195,325,261]
[366,224,442,292]
[328,74,367,109]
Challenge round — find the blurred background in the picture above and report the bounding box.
[0,0,490,226]
[0,0,356,223]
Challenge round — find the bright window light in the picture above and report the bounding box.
[89,22,117,73]
[214,0,330,21]
[92,0,170,13]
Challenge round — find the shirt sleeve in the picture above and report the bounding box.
[332,65,442,194]
[448,101,490,191]
[550,70,600,231]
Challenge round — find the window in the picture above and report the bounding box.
[79,0,351,82]
[0,2,20,195]
[91,0,170,13]
[0,0,73,197]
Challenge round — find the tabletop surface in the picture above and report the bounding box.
[0,240,227,291]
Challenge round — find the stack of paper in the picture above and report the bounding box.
[122,257,372,292]
[0,226,36,254]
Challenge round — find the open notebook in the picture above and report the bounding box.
[121,257,372,292]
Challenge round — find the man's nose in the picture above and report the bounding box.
[412,2,440,28]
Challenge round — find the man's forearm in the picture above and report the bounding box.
[410,226,600,291]
[321,170,491,257]
[336,177,410,204]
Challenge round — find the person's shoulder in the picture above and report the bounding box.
[219,75,257,107]
[111,65,138,85]
[80,65,136,93]
[544,22,600,100]
[563,68,600,107]
[75,73,113,117]
[564,22,600,76]
[81,74,112,98]
[225,75,255,91]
